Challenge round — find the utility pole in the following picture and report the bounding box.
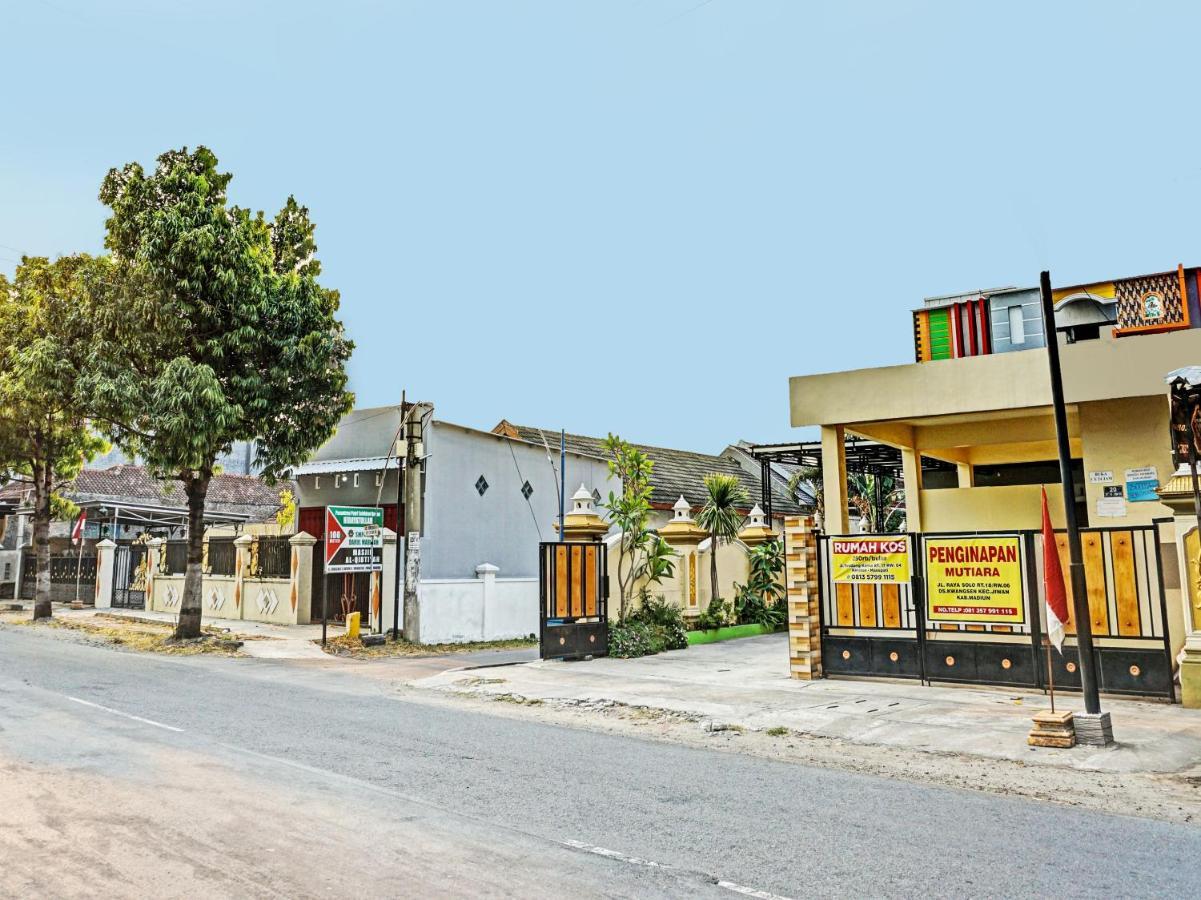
[1038,271,1111,744]
[402,401,430,643]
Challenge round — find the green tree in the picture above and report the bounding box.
[0,256,106,619]
[601,434,655,622]
[695,473,748,602]
[84,147,353,638]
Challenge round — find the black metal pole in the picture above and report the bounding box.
[1038,271,1102,715]
[558,429,566,542]
[392,456,404,640]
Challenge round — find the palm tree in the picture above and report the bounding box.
[696,473,749,603]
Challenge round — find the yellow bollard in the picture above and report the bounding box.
[345,611,361,640]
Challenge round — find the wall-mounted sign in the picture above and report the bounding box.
[1097,497,1127,518]
[1113,267,1189,336]
[1088,471,1114,484]
[1103,485,1123,498]
[830,537,911,584]
[1125,466,1159,503]
[324,505,383,573]
[924,536,1024,624]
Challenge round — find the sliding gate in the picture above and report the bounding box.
[818,526,1175,699]
[539,541,608,660]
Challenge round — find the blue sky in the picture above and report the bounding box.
[4,1,1200,451]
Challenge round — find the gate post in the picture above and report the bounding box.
[145,538,163,611]
[785,516,822,680]
[94,539,116,609]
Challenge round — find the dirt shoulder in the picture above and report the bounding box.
[0,610,246,656]
[318,632,537,659]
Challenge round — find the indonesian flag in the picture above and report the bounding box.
[71,509,86,546]
[1040,487,1069,653]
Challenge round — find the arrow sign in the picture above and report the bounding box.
[324,505,384,573]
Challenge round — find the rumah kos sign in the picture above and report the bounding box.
[830,537,911,584]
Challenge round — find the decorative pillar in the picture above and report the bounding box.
[146,538,164,611]
[289,531,317,625]
[1157,470,1201,705]
[659,495,709,615]
[821,426,848,534]
[233,534,253,620]
[476,562,498,642]
[555,484,609,541]
[785,516,821,679]
[94,539,116,610]
[737,504,776,547]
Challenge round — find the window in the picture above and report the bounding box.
[1008,305,1025,345]
[353,473,360,487]
[314,476,321,490]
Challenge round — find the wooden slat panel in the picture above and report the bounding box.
[1055,534,1075,632]
[836,583,854,626]
[571,545,583,617]
[1082,532,1108,634]
[856,584,877,628]
[881,583,901,628]
[1111,531,1140,636]
[555,546,568,617]
[584,545,597,617]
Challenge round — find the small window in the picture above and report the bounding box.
[314,476,321,490]
[353,473,360,487]
[1008,306,1025,345]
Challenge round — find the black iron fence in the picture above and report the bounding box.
[164,540,189,574]
[207,538,237,576]
[20,553,98,603]
[253,537,292,579]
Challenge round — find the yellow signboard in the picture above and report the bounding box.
[924,536,1024,624]
[830,537,911,584]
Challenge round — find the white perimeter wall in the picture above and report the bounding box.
[416,573,537,644]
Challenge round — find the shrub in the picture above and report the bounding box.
[733,539,786,628]
[609,620,667,658]
[630,594,689,650]
[696,597,731,631]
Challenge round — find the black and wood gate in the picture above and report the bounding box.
[818,526,1175,700]
[539,541,608,660]
[112,544,148,609]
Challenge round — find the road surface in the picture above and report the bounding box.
[2,626,1199,898]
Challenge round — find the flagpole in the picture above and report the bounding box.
[1039,271,1105,724]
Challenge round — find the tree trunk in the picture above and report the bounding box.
[31,460,53,621]
[175,471,211,639]
[709,535,720,605]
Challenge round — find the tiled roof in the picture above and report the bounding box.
[494,422,809,516]
[5,465,292,522]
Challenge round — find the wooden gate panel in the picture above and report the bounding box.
[1110,531,1141,636]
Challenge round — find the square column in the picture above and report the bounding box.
[821,426,848,534]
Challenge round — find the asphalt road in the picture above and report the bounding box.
[2,627,1200,899]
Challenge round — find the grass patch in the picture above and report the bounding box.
[5,613,244,656]
[318,633,537,659]
[765,726,790,737]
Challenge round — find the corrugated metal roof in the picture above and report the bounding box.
[295,456,400,475]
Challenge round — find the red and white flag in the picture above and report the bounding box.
[1040,487,1069,653]
[71,509,86,546]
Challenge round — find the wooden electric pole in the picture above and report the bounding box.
[402,402,429,643]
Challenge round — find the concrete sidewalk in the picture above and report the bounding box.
[415,632,1201,776]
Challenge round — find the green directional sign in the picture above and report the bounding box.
[324,505,384,574]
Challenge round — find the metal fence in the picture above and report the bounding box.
[253,537,292,578]
[164,540,189,574]
[207,538,237,576]
[20,553,98,603]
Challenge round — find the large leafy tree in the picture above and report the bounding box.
[695,472,748,603]
[0,256,106,619]
[85,147,353,638]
